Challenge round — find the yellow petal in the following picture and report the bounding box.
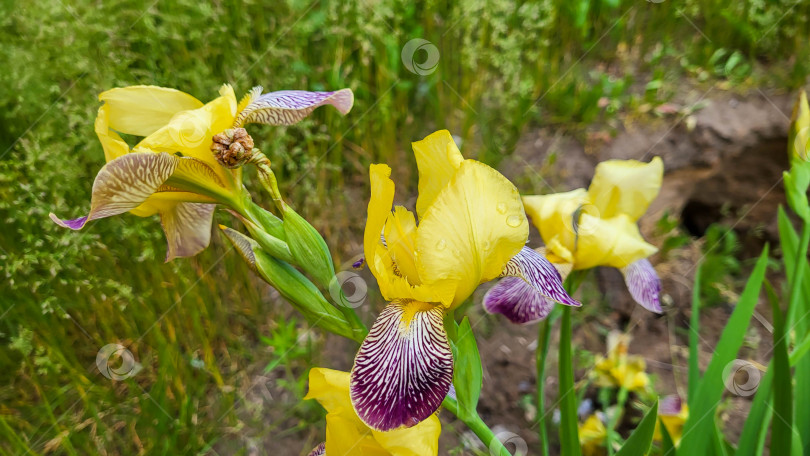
[160,202,215,262]
[364,164,398,288]
[417,160,527,307]
[94,105,130,162]
[573,214,657,269]
[384,206,421,285]
[412,130,464,218]
[326,414,389,456]
[99,85,203,137]
[137,85,238,183]
[365,165,458,304]
[305,368,356,416]
[372,414,441,456]
[587,157,663,221]
[523,189,591,264]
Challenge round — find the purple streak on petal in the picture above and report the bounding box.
[160,202,216,262]
[350,301,453,431]
[307,442,326,456]
[49,214,89,230]
[483,277,556,324]
[49,152,178,231]
[659,395,683,416]
[235,88,354,126]
[352,257,365,269]
[621,258,662,313]
[500,246,580,307]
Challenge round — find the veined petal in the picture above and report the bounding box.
[620,258,662,313]
[411,130,464,218]
[483,277,556,324]
[659,395,684,416]
[587,157,663,221]
[574,214,657,269]
[160,202,215,262]
[234,88,354,127]
[417,160,528,307]
[523,189,591,263]
[499,246,580,307]
[350,301,453,431]
[94,104,130,162]
[49,152,178,230]
[306,443,326,456]
[99,85,203,137]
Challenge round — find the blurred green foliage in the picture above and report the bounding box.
[1,0,808,454]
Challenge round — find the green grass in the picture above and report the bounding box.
[1,0,809,454]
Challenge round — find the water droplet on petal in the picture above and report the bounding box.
[506,215,523,227]
[496,202,507,214]
[436,239,447,251]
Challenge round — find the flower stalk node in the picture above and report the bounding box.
[211,127,255,168]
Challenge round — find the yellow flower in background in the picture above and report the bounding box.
[352,130,578,431]
[305,368,441,456]
[654,395,689,446]
[593,332,650,393]
[522,157,665,312]
[579,413,607,456]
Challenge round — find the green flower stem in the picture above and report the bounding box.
[442,397,511,456]
[558,270,586,456]
[605,386,628,456]
[536,317,554,456]
[786,222,810,326]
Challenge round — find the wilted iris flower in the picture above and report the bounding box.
[305,368,440,456]
[51,84,352,260]
[486,157,664,322]
[351,130,579,431]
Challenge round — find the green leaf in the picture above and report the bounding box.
[559,306,582,456]
[735,367,772,456]
[688,262,702,401]
[616,401,658,456]
[450,317,483,420]
[768,282,792,456]
[677,246,769,456]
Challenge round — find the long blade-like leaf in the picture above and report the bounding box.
[677,246,770,455]
[768,282,792,456]
[616,401,658,456]
[559,306,582,456]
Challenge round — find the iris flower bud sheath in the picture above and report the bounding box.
[219,226,359,342]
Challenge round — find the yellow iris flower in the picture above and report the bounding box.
[352,130,578,431]
[593,332,650,393]
[305,368,441,456]
[654,395,689,446]
[579,413,608,456]
[522,157,665,312]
